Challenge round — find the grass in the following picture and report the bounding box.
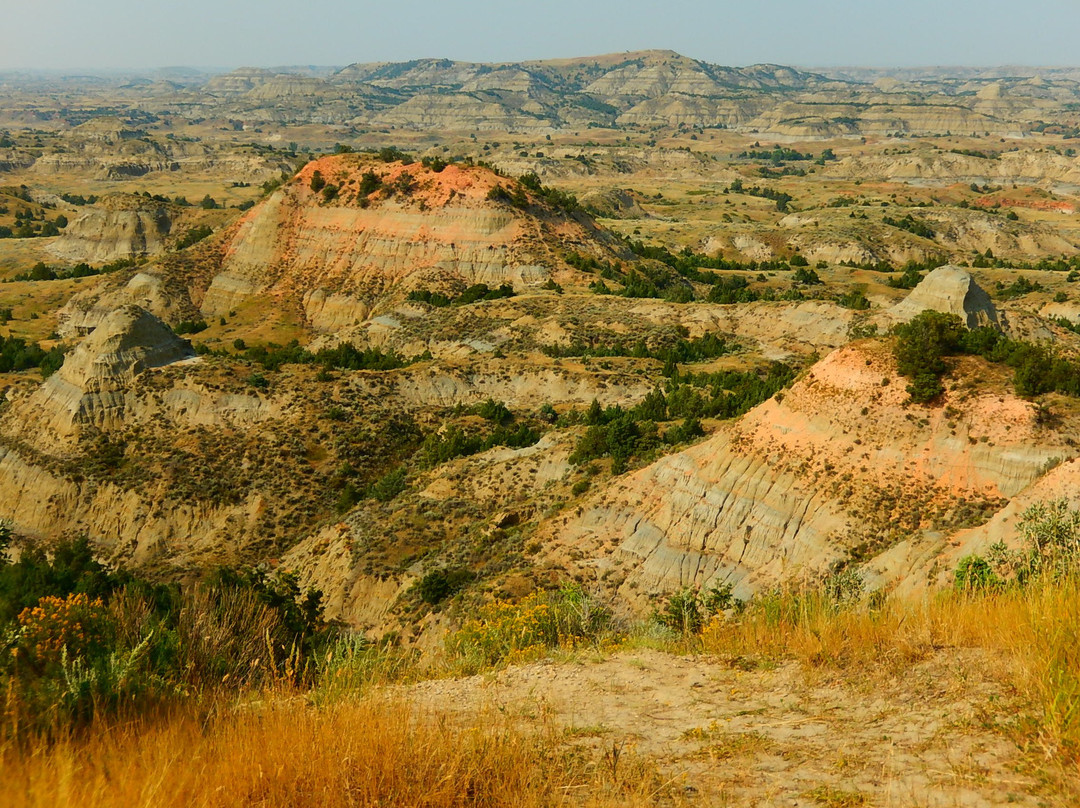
[802,785,869,807]
[5,549,1080,803]
[689,729,772,761]
[0,696,669,808]
[699,580,1080,770]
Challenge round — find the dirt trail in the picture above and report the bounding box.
[408,649,1064,807]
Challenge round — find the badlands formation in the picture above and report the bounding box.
[2,53,1080,636]
[5,235,1080,634]
[55,155,620,336]
[7,50,1080,136]
[6,50,1080,808]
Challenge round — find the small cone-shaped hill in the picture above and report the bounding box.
[887,265,1000,329]
[57,304,195,388]
[11,305,195,440]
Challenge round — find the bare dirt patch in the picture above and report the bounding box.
[408,649,1064,806]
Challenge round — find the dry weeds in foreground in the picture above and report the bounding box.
[3,582,1080,806]
[0,697,667,808]
[699,579,1080,768]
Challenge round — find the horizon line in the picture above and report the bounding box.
[2,50,1080,76]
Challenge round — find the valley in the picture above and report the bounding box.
[3,49,1080,805]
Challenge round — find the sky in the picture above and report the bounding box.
[3,0,1079,71]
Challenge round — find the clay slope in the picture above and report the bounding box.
[538,340,1077,603]
[60,155,623,335]
[830,149,1080,185]
[0,299,654,578]
[13,305,196,442]
[46,194,187,263]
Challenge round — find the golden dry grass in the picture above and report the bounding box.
[4,582,1080,805]
[701,580,1080,770]
[1,696,667,808]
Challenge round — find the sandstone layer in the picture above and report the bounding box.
[539,342,1074,603]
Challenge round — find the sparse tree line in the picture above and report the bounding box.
[567,359,796,473]
[407,283,515,308]
[4,257,138,283]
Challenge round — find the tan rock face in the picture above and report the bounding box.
[0,444,269,569]
[829,150,1080,184]
[47,195,176,264]
[12,305,195,440]
[539,342,1074,603]
[203,190,527,316]
[57,271,200,339]
[578,188,648,220]
[886,265,1000,329]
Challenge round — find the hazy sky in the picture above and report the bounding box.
[4,0,1078,71]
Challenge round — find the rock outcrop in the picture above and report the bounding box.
[200,155,615,328]
[537,341,1075,603]
[886,266,1000,328]
[579,188,649,219]
[53,154,625,336]
[47,196,176,263]
[58,271,199,338]
[17,305,195,440]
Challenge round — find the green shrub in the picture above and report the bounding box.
[886,265,925,289]
[838,289,871,310]
[792,267,823,285]
[371,467,407,502]
[1020,498,1080,580]
[358,171,382,196]
[415,568,474,606]
[376,147,413,164]
[954,555,999,592]
[891,311,965,403]
[476,398,513,425]
[664,416,705,445]
[0,538,329,739]
[659,588,704,634]
[174,319,208,335]
[422,421,540,465]
[447,585,613,672]
[407,284,514,308]
[0,333,66,378]
[657,583,738,635]
[175,225,213,250]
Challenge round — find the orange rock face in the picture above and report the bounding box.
[540,342,1075,602]
[204,155,614,329]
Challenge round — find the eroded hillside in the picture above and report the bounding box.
[53,154,625,336]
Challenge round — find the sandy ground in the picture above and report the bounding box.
[407,649,1067,807]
